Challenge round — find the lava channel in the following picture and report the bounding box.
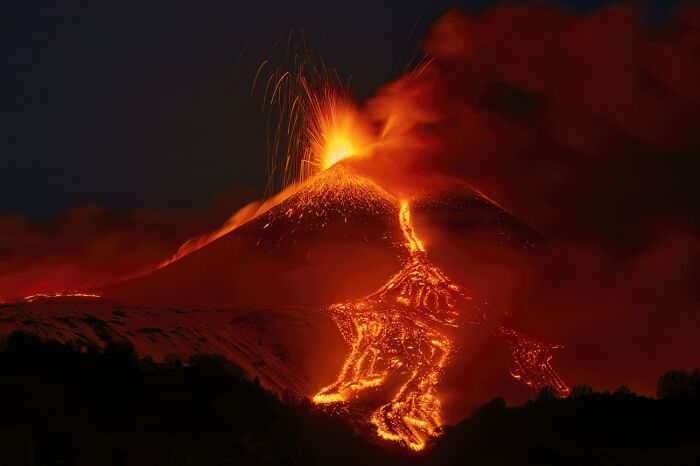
[314,199,570,451]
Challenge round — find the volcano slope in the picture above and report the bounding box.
[310,187,568,450]
[0,298,343,396]
[0,161,570,450]
[105,163,406,309]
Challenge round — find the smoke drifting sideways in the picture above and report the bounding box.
[359,3,700,398]
[0,192,254,301]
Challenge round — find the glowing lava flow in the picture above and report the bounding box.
[23,292,101,303]
[314,200,461,450]
[314,199,570,450]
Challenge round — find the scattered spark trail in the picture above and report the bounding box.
[252,33,372,196]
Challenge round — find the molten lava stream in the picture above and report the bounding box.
[314,200,460,451]
[314,199,570,451]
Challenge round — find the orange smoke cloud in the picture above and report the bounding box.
[364,4,700,237]
[356,3,700,397]
[0,191,252,301]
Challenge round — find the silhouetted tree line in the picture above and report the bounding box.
[0,332,698,466]
[657,369,700,399]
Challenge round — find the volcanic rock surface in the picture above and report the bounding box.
[104,164,405,309]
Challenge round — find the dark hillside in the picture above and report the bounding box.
[1,333,698,466]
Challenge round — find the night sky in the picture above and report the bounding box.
[1,0,684,219]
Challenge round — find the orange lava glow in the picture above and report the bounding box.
[301,86,371,173]
[23,292,101,303]
[321,126,356,169]
[312,198,459,450]
[315,105,365,169]
[314,196,570,450]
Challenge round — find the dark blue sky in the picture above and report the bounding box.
[1,0,685,219]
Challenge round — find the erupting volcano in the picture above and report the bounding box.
[5,3,700,464]
[0,59,571,452]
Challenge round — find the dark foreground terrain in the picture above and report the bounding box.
[0,332,698,466]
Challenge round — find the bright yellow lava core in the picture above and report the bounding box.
[323,132,355,169]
